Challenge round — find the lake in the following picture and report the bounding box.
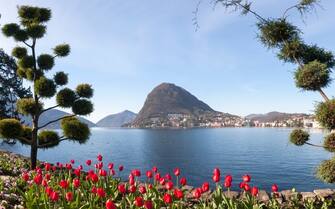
[1,127,334,192]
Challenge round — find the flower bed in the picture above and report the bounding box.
[0,151,334,209]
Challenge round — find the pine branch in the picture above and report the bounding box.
[37,137,69,148]
[40,105,60,115]
[38,114,76,129]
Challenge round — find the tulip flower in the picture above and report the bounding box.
[110,169,115,176]
[242,174,251,183]
[74,168,81,177]
[155,173,161,181]
[86,160,92,166]
[66,163,72,170]
[213,168,220,176]
[97,154,103,161]
[148,184,153,189]
[152,166,158,173]
[108,163,114,170]
[33,174,43,185]
[163,193,172,204]
[144,200,153,209]
[73,178,80,188]
[96,162,103,169]
[70,159,75,164]
[132,169,141,177]
[44,163,51,171]
[165,173,172,181]
[193,188,202,199]
[243,183,251,192]
[59,180,69,189]
[97,187,106,198]
[212,174,220,183]
[225,175,232,182]
[135,196,144,207]
[165,181,174,190]
[174,168,180,176]
[99,169,107,177]
[159,177,166,185]
[174,188,183,199]
[50,191,59,202]
[180,177,187,186]
[42,179,48,187]
[44,173,51,181]
[22,172,29,182]
[90,173,99,183]
[146,170,153,178]
[272,184,278,193]
[118,165,124,171]
[91,186,97,194]
[106,199,116,209]
[202,182,209,192]
[239,182,245,189]
[118,183,126,194]
[251,187,259,196]
[224,180,232,188]
[139,185,146,194]
[45,187,53,197]
[65,191,73,202]
[129,185,136,193]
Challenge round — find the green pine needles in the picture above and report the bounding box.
[0,5,94,169]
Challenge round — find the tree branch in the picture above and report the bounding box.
[37,137,69,148]
[318,88,330,102]
[38,114,76,129]
[23,41,32,48]
[305,142,327,148]
[40,105,60,114]
[18,137,32,145]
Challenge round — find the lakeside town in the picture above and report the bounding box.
[127,112,321,129]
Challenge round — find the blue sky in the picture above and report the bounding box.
[0,0,335,122]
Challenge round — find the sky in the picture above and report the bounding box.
[0,0,334,123]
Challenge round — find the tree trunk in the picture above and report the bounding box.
[31,118,38,169]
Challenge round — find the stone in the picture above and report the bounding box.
[301,192,317,200]
[223,191,239,199]
[257,190,270,202]
[281,190,299,201]
[183,185,194,191]
[313,189,334,198]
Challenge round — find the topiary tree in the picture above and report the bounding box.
[0,6,94,169]
[207,0,335,183]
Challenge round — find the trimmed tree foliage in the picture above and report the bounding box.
[212,0,335,183]
[0,6,94,169]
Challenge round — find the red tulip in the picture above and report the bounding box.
[66,163,72,170]
[159,177,166,185]
[50,191,59,201]
[272,184,278,193]
[139,185,146,194]
[132,169,141,177]
[99,169,107,177]
[59,180,69,189]
[34,174,42,185]
[91,186,97,194]
[224,180,232,188]
[174,188,183,199]
[193,188,202,199]
[213,168,220,176]
[174,168,180,176]
[135,196,144,207]
[225,175,232,182]
[165,181,174,190]
[251,187,259,196]
[118,165,124,171]
[152,166,158,173]
[148,184,153,189]
[163,193,172,204]
[73,178,80,188]
[106,199,116,209]
[155,173,161,181]
[65,192,73,202]
[52,166,57,171]
[239,182,245,189]
[212,174,220,183]
[58,163,63,169]
[97,187,106,198]
[144,200,153,209]
[78,165,83,170]
[110,169,115,176]
[146,170,153,178]
[180,177,187,186]
[44,173,51,181]
[242,174,251,183]
[165,173,172,181]
[244,183,251,191]
[97,154,103,161]
[108,163,114,170]
[44,163,51,171]
[129,175,135,185]
[74,168,81,177]
[202,182,209,192]
[118,183,126,194]
[45,187,53,197]
[129,185,136,193]
[96,162,103,169]
[70,159,75,164]
[90,173,99,183]
[42,179,48,187]
[86,160,92,166]
[22,172,29,181]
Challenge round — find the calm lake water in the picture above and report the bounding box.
[1,127,334,191]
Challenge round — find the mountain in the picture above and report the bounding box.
[245,111,311,122]
[96,110,137,127]
[131,83,217,127]
[21,109,96,129]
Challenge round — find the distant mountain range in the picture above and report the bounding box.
[245,111,311,123]
[96,110,137,127]
[22,109,96,129]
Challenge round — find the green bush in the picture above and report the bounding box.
[76,84,93,98]
[38,130,60,148]
[0,119,23,139]
[54,71,68,86]
[34,77,56,98]
[61,117,90,142]
[72,99,93,115]
[37,54,54,70]
[53,44,70,57]
[289,129,309,146]
[56,88,77,107]
[315,99,335,130]
[294,61,331,91]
